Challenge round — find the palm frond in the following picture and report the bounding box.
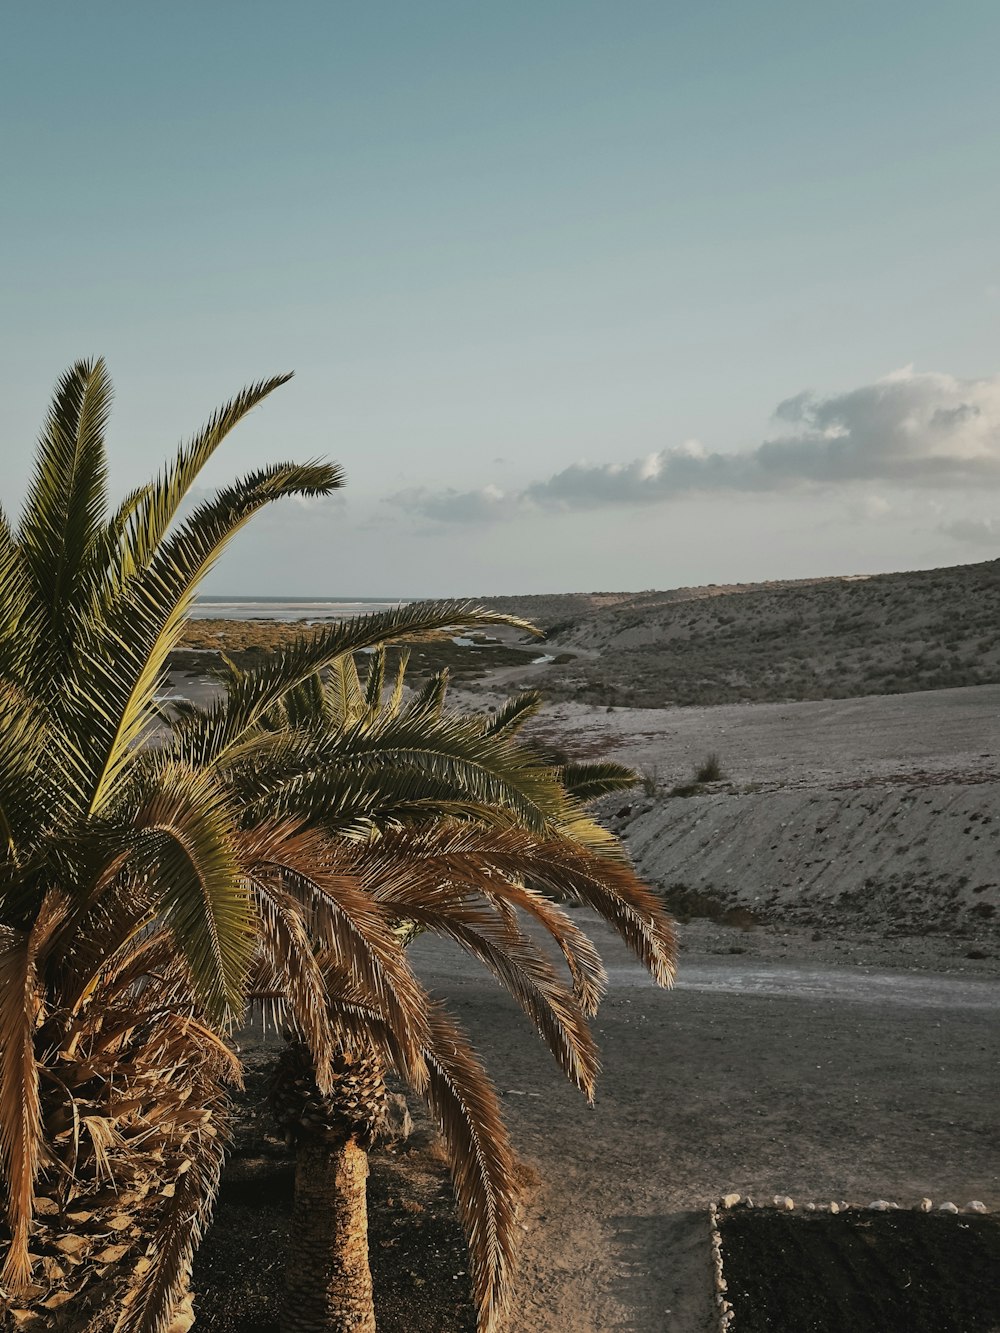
[77,461,343,816]
[386,648,409,715]
[405,668,450,720]
[0,679,47,869]
[480,690,543,738]
[0,900,63,1290]
[420,1004,519,1333]
[474,878,607,1016]
[115,1123,226,1333]
[17,358,112,646]
[175,600,539,768]
[0,508,37,682]
[366,873,600,1096]
[363,645,386,713]
[108,373,294,576]
[246,825,431,1086]
[130,764,255,1024]
[249,878,335,1092]
[324,655,365,727]
[557,760,640,802]
[347,822,609,1013]
[225,709,570,838]
[374,822,677,988]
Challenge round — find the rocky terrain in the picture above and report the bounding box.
[479,557,1000,706]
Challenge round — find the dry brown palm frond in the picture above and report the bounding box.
[0,927,44,1290]
[421,1003,519,1333]
[244,823,431,1088]
[355,872,601,1097]
[370,822,678,989]
[3,950,238,1333]
[142,1010,243,1089]
[319,970,428,1086]
[361,839,607,1016]
[113,1119,226,1333]
[52,882,160,1019]
[80,1115,121,1184]
[0,893,69,1290]
[248,877,335,1091]
[475,878,607,1016]
[74,928,180,1015]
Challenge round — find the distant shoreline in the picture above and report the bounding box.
[190,597,410,621]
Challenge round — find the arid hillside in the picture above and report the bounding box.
[480,558,1000,707]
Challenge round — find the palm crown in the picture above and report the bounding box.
[0,361,676,1333]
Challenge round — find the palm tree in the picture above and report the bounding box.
[0,360,529,1332]
[176,647,677,1333]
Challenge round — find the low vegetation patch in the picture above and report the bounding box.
[660,883,759,929]
[695,752,724,783]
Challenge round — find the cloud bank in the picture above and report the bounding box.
[939,516,1000,546]
[390,368,1000,522]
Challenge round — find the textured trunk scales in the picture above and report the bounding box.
[282,1136,375,1333]
[273,1038,387,1333]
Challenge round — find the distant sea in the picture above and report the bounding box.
[191,597,411,622]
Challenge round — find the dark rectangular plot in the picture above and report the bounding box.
[718,1209,1000,1333]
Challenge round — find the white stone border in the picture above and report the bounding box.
[709,1194,991,1333]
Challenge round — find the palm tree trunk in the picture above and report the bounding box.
[281,1133,376,1333]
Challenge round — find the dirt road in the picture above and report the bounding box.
[410,919,999,1333]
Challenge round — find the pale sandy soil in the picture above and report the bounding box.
[410,918,998,1333]
[424,681,999,1331]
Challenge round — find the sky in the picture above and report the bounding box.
[3,1,1000,596]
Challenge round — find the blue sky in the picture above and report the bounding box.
[3,1,1000,594]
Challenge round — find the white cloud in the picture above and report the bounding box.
[388,482,519,523]
[390,368,1000,522]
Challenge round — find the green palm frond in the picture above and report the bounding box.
[0,680,48,866]
[130,763,255,1024]
[177,600,539,768]
[556,760,640,802]
[226,710,570,837]
[405,667,450,719]
[324,654,366,727]
[0,508,37,680]
[480,690,543,738]
[386,647,409,715]
[17,359,112,652]
[76,461,343,816]
[362,645,386,713]
[108,373,294,577]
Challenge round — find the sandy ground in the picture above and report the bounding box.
[454,681,1000,785]
[409,917,998,1333]
[418,682,1000,1330]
